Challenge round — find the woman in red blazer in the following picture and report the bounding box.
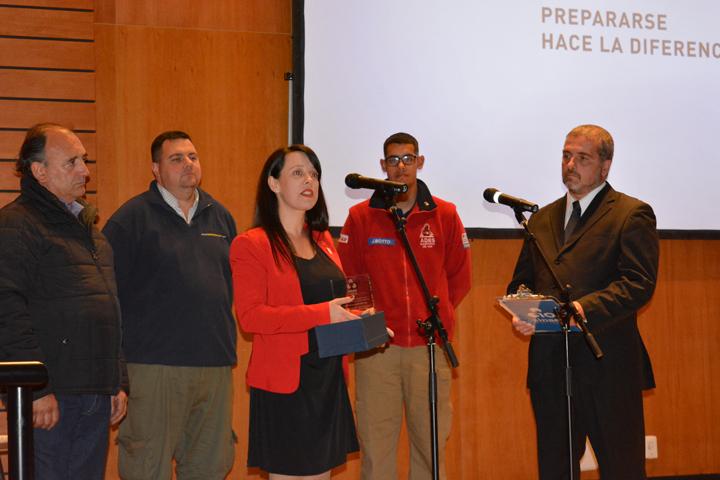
[230,145,360,479]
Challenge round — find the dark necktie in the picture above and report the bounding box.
[564,201,581,243]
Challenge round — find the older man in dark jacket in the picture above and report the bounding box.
[0,123,127,480]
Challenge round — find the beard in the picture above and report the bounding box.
[562,171,580,190]
[563,171,603,195]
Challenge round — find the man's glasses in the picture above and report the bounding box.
[384,154,417,167]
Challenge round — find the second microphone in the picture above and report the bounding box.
[345,173,408,194]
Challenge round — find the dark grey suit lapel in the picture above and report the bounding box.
[559,184,616,254]
[548,198,566,252]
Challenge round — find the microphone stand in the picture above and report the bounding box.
[383,190,458,480]
[512,207,603,480]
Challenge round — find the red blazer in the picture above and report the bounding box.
[230,227,343,393]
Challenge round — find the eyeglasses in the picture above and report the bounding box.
[384,154,417,167]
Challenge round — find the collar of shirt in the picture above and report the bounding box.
[564,181,606,227]
[156,183,199,224]
[65,200,84,218]
[369,178,437,212]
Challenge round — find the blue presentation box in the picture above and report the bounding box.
[314,312,389,358]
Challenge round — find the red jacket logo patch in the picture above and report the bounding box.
[419,223,436,248]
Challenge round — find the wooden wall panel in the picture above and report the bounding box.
[0,2,97,209]
[94,3,293,477]
[0,131,29,159]
[0,162,96,190]
[0,162,21,189]
[1,25,97,458]
[0,131,96,159]
[0,7,93,39]
[0,70,95,100]
[0,100,95,130]
[76,132,96,158]
[95,0,290,33]
[10,0,92,8]
[101,230,720,480]
[170,236,713,480]
[642,239,720,476]
[95,24,292,480]
[0,0,692,478]
[448,239,539,478]
[449,238,720,479]
[93,25,291,227]
[0,37,94,69]
[389,237,720,479]
[91,1,720,476]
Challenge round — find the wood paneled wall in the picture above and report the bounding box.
[0,0,97,208]
[0,1,96,472]
[1,2,718,479]
[93,0,291,227]
[93,1,292,478]
[448,238,720,479]
[642,239,720,476]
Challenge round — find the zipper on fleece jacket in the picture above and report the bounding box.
[403,245,413,343]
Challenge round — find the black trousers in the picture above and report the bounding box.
[530,372,647,480]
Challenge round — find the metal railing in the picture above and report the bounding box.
[0,362,48,480]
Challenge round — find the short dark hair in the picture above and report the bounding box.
[253,144,329,268]
[383,132,419,157]
[151,130,192,163]
[567,125,614,162]
[16,123,71,178]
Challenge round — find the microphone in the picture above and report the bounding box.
[345,173,408,194]
[483,188,539,213]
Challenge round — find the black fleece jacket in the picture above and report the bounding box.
[102,182,237,367]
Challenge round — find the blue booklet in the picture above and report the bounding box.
[498,295,581,333]
[314,312,389,358]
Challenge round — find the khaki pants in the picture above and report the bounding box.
[355,345,452,480]
[118,364,235,480]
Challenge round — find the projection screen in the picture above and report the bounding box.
[304,0,720,230]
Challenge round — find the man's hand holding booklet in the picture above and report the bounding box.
[499,285,581,335]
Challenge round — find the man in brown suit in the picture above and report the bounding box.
[508,124,659,479]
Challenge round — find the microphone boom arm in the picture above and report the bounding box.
[512,208,603,359]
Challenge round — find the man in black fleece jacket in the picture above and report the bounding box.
[103,130,237,480]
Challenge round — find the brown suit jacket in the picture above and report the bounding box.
[508,183,658,391]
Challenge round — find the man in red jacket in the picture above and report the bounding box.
[338,132,471,480]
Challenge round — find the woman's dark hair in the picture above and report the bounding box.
[253,144,329,267]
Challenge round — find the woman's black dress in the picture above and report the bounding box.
[247,250,359,475]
